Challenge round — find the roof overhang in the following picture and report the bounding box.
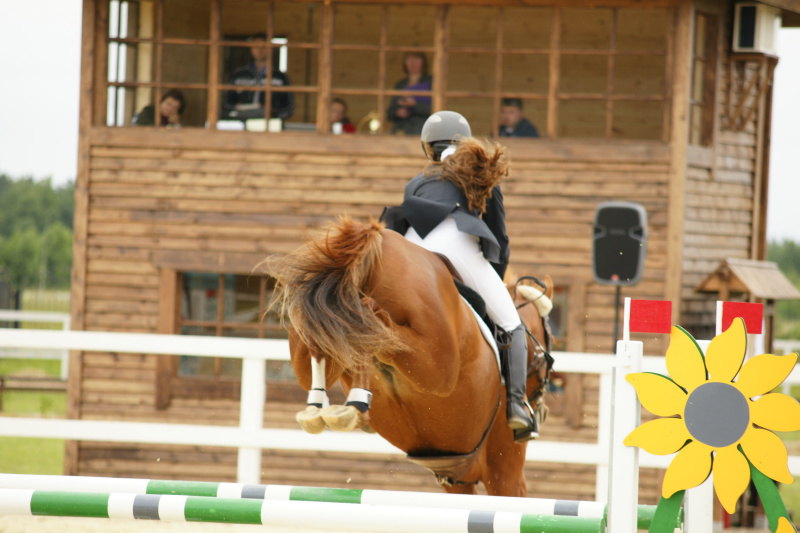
[696,258,800,300]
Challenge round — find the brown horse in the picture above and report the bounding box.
[269,217,553,496]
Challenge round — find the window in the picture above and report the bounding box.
[102,1,672,140]
[689,12,718,145]
[158,270,289,405]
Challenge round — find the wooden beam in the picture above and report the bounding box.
[546,7,560,138]
[664,0,692,310]
[155,268,179,410]
[751,56,778,260]
[206,0,220,130]
[67,0,101,477]
[315,1,333,132]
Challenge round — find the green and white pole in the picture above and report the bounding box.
[0,473,666,528]
[0,488,604,533]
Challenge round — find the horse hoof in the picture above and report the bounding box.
[296,405,326,434]
[320,405,362,432]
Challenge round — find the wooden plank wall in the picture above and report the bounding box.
[73,127,670,502]
[680,32,762,338]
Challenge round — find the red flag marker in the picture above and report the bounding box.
[629,299,672,334]
[721,301,763,334]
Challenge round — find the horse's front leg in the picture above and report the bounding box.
[321,356,372,432]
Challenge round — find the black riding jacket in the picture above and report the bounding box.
[381,167,510,278]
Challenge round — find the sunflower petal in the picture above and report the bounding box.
[741,427,794,484]
[777,516,797,533]
[662,441,712,498]
[751,393,800,432]
[665,326,707,392]
[705,318,746,382]
[624,418,691,455]
[712,446,750,514]
[737,353,798,398]
[626,373,687,416]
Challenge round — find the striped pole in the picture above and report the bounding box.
[0,474,667,530]
[0,488,603,533]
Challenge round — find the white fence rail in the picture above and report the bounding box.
[0,310,71,379]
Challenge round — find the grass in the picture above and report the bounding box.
[1,356,67,476]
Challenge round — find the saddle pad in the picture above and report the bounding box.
[460,295,502,377]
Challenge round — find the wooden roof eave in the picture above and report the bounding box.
[695,258,800,301]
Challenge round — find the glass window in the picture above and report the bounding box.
[102,2,671,140]
[178,272,285,380]
[558,99,606,138]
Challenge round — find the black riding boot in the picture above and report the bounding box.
[500,324,539,440]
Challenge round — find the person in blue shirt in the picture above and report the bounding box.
[498,98,539,138]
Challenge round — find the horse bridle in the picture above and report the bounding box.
[512,276,555,405]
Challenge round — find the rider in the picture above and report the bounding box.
[382,110,538,440]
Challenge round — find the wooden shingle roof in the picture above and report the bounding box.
[696,258,800,300]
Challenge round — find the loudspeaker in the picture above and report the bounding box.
[592,202,647,286]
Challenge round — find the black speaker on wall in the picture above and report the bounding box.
[592,202,648,286]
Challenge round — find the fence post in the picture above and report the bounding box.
[606,298,643,533]
[238,356,266,484]
[595,370,613,502]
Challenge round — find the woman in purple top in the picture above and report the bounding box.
[386,52,433,135]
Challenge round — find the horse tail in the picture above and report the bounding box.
[268,216,405,369]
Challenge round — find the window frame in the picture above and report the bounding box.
[100,1,674,141]
[688,11,719,146]
[154,255,289,409]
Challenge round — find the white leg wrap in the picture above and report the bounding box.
[308,357,329,407]
[306,388,330,408]
[311,357,326,389]
[345,388,373,413]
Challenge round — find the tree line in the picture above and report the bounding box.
[768,239,800,338]
[0,175,74,292]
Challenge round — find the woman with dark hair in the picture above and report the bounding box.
[386,52,432,135]
[133,89,186,127]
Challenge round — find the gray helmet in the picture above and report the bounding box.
[420,111,471,161]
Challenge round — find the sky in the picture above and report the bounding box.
[0,1,797,241]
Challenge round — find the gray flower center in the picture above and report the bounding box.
[684,382,750,448]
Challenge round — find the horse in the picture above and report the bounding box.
[268,217,554,496]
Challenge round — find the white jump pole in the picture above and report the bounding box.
[606,297,641,533]
[238,357,266,484]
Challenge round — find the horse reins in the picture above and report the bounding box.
[512,276,556,405]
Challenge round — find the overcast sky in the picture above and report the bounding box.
[0,1,797,241]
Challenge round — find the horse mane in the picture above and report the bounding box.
[267,217,406,369]
[439,137,509,214]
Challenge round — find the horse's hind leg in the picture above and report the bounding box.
[296,356,332,434]
[321,357,371,432]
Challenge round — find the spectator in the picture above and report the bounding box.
[498,98,539,138]
[386,52,432,135]
[330,98,356,134]
[222,37,294,122]
[132,89,185,127]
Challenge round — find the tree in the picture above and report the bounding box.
[0,175,75,294]
[768,240,800,339]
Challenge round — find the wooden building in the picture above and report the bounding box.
[68,0,800,502]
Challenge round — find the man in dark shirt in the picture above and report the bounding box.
[222,37,294,122]
[498,98,539,138]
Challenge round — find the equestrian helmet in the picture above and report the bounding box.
[421,110,471,161]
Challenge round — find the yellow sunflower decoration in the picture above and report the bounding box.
[624,317,800,533]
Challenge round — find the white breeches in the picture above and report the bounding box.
[405,217,521,332]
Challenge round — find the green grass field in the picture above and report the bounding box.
[0,356,66,475]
